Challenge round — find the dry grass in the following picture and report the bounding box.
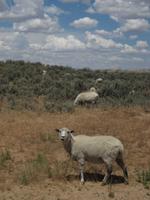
[0,106,150,189]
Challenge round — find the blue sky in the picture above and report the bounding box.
[0,0,150,69]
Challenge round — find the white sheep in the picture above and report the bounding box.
[95,78,103,84]
[42,70,47,76]
[74,87,99,106]
[56,128,128,185]
[129,89,135,95]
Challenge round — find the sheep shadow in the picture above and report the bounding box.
[66,172,125,184]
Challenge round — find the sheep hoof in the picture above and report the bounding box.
[101,181,107,186]
[80,181,85,185]
[124,180,129,185]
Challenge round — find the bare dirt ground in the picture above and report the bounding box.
[0,106,150,200]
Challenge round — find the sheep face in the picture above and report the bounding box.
[56,128,74,141]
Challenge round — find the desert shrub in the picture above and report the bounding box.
[18,153,50,185]
[44,99,74,113]
[137,168,150,189]
[18,153,76,185]
[0,149,11,168]
[1,60,150,111]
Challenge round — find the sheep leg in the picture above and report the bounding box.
[78,158,85,184]
[102,162,112,186]
[116,157,128,184]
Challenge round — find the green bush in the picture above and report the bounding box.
[1,60,150,112]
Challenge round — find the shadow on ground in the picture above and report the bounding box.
[66,173,125,184]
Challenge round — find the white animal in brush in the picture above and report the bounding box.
[74,87,99,106]
[56,127,128,185]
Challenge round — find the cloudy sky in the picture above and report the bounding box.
[0,0,150,69]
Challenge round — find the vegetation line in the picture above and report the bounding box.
[0,60,150,112]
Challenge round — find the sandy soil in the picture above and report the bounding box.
[0,107,150,200]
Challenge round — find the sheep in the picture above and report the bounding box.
[129,89,135,95]
[56,127,128,185]
[42,70,47,76]
[74,87,99,106]
[95,78,103,84]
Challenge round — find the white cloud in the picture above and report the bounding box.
[121,41,149,54]
[44,5,65,15]
[13,15,60,33]
[136,40,149,49]
[0,0,43,21]
[0,30,19,44]
[0,30,149,69]
[85,31,149,55]
[0,0,150,70]
[88,0,150,20]
[29,43,43,51]
[11,33,29,49]
[95,29,111,36]
[85,31,123,48]
[43,35,85,51]
[129,35,138,40]
[121,44,137,53]
[120,19,150,32]
[86,7,95,14]
[95,28,124,39]
[109,56,123,61]
[61,0,91,3]
[0,40,10,50]
[0,31,85,53]
[110,15,119,22]
[0,31,30,53]
[132,57,144,62]
[140,49,149,54]
[94,29,123,39]
[71,17,98,28]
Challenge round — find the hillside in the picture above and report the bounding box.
[0,60,150,112]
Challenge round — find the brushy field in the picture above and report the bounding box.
[0,107,150,199]
[1,61,150,199]
[1,61,150,112]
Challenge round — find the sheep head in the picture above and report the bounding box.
[55,127,74,141]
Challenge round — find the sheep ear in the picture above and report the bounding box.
[55,129,60,132]
[70,130,74,133]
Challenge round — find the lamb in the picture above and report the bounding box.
[95,78,103,84]
[129,89,135,95]
[74,87,99,106]
[42,70,47,76]
[56,127,128,185]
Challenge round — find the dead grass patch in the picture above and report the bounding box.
[0,106,150,188]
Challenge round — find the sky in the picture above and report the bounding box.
[0,0,150,69]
